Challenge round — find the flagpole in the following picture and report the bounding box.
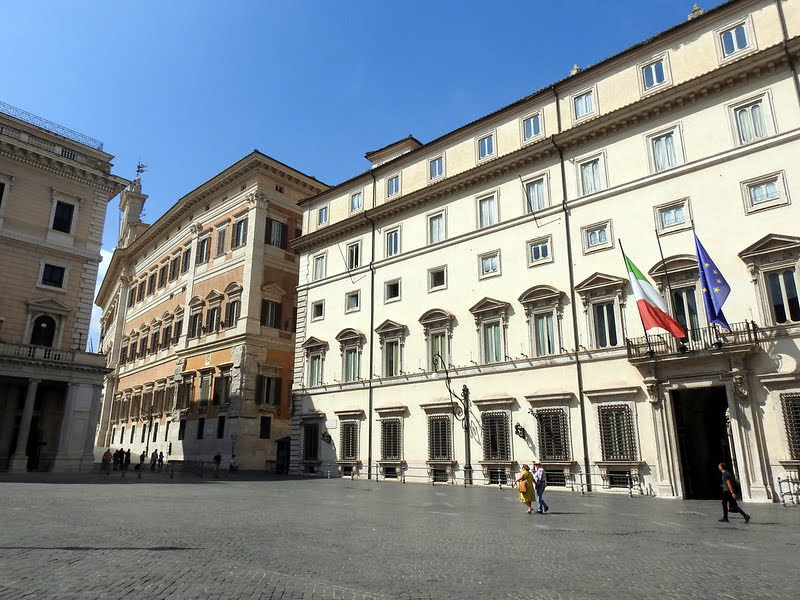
[619,239,654,357]
[691,218,723,346]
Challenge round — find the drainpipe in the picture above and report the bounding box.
[364,172,378,479]
[775,0,800,107]
[551,87,592,490]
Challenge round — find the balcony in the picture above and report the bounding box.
[626,321,760,361]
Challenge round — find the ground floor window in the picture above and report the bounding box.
[339,421,358,461]
[381,418,401,460]
[303,423,320,461]
[481,412,509,461]
[598,404,636,461]
[428,416,452,460]
[781,392,800,459]
[535,408,570,461]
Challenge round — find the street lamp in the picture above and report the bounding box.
[432,353,473,486]
[138,402,154,479]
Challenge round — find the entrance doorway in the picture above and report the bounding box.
[671,386,735,499]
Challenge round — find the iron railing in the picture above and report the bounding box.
[626,320,759,359]
[0,100,103,150]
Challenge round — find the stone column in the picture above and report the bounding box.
[56,384,77,455]
[80,385,103,470]
[8,379,40,472]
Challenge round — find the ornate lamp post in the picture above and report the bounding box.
[432,353,472,486]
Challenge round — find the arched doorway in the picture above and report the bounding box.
[30,315,57,347]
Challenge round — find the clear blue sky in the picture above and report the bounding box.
[3,0,726,348]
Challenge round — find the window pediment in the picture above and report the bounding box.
[301,336,328,352]
[419,308,453,326]
[469,297,510,327]
[574,272,627,306]
[335,328,365,350]
[262,282,287,301]
[375,319,406,338]
[738,233,800,264]
[648,254,698,292]
[225,282,243,297]
[25,297,71,315]
[205,289,224,304]
[188,295,205,309]
[518,285,564,318]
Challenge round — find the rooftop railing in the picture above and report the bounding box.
[0,100,103,150]
[626,320,760,359]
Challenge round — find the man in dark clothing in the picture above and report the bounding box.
[213,452,222,472]
[124,449,131,471]
[718,462,750,523]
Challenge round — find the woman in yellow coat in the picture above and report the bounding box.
[515,464,535,514]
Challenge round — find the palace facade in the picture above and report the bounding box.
[291,0,800,500]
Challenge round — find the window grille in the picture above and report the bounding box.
[303,423,320,461]
[535,409,570,461]
[381,418,402,460]
[781,393,800,460]
[545,470,566,487]
[608,470,631,488]
[384,466,398,479]
[488,468,508,485]
[428,415,452,460]
[598,404,637,461]
[340,421,358,461]
[432,468,449,483]
[481,412,510,461]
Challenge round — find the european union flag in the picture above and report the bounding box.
[694,232,731,330]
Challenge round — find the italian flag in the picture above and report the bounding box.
[625,255,686,338]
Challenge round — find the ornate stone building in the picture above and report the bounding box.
[291,0,800,501]
[0,101,128,472]
[95,152,326,470]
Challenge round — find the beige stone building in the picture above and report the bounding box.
[0,102,128,472]
[95,152,326,471]
[291,0,800,501]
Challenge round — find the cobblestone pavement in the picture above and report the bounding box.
[0,472,797,600]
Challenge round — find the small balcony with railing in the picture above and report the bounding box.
[0,341,107,370]
[626,320,761,362]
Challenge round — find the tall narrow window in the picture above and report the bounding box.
[343,348,359,382]
[580,159,602,195]
[261,300,281,328]
[651,131,677,171]
[574,90,595,119]
[346,242,361,270]
[594,302,618,348]
[381,419,401,460]
[340,422,358,461]
[672,288,700,338]
[216,416,225,439]
[387,175,400,197]
[308,354,323,386]
[313,255,326,281]
[197,417,205,440]
[52,201,74,233]
[317,206,329,226]
[232,217,248,248]
[385,228,400,257]
[216,228,227,256]
[428,213,445,244]
[534,313,555,356]
[350,191,363,212]
[260,416,272,439]
[767,269,800,324]
[482,322,502,363]
[428,416,452,460]
[735,101,767,144]
[478,134,494,160]
[170,255,180,281]
[429,156,444,180]
[303,423,320,460]
[535,409,570,461]
[481,412,510,461]
[781,393,800,460]
[598,405,636,461]
[525,178,547,212]
[384,340,400,376]
[478,195,496,228]
[265,218,287,248]
[430,332,447,369]
[224,300,240,327]
[181,249,191,273]
[196,237,210,264]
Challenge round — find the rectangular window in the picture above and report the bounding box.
[781,393,800,460]
[158,265,169,288]
[346,242,361,270]
[317,206,329,226]
[350,191,363,212]
[528,238,550,265]
[197,417,205,440]
[340,422,358,461]
[535,408,570,461]
[594,302,618,348]
[165,420,170,442]
[128,286,136,307]
[178,419,186,440]
[255,375,281,405]
[313,254,326,281]
[188,313,202,338]
[525,178,547,212]
[735,101,767,144]
[523,114,541,140]
[429,156,444,180]
[261,300,281,328]
[345,291,360,313]
[478,195,496,228]
[41,264,65,288]
[482,322,503,363]
[138,336,148,358]
[479,251,500,278]
[170,256,180,281]
[586,224,609,248]
[303,423,319,460]
[385,228,400,257]
[534,313,555,356]
[216,228,227,256]
[651,131,677,171]
[52,201,74,233]
[428,415,451,460]
[216,416,225,439]
[430,331,448,370]
[659,204,685,228]
[428,212,445,244]
[152,422,159,442]
[224,300,240,327]
[428,266,447,291]
[308,354,323,386]
[599,405,636,461]
[384,340,400,376]
[381,418,401,460]
[767,269,800,324]
[196,237,210,264]
[206,306,220,332]
[574,90,595,119]
[311,300,324,321]
[387,175,400,197]
[672,287,700,339]
[260,416,272,439]
[580,158,602,195]
[265,218,288,249]
[748,178,780,206]
[147,272,157,295]
[212,375,230,406]
[140,425,146,443]
[232,217,248,248]
[181,249,191,273]
[481,412,510,460]
[478,134,494,160]
[385,280,400,302]
[137,282,145,302]
[642,59,666,90]
[721,23,748,56]
[173,319,182,344]
[343,348,359,382]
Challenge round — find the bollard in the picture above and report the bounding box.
[628,474,634,498]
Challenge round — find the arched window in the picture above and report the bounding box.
[30,315,57,347]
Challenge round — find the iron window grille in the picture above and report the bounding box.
[428,415,452,460]
[535,408,570,461]
[340,421,358,461]
[303,423,320,460]
[781,392,800,460]
[598,404,637,461]
[481,412,510,461]
[381,418,402,460]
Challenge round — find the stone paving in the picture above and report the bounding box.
[0,471,797,600]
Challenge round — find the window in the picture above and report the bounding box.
[343,347,359,381]
[41,264,65,288]
[156,264,168,288]
[224,300,240,327]
[385,227,400,258]
[420,308,454,371]
[672,287,701,338]
[308,354,323,386]
[216,228,227,256]
[481,412,510,460]
[748,179,779,205]
[525,177,547,212]
[743,173,789,213]
[734,100,767,144]
[345,291,360,313]
[188,313,202,338]
[594,301,619,348]
[385,280,400,302]
[346,241,361,270]
[169,255,180,281]
[266,218,288,249]
[598,405,637,461]
[52,201,74,233]
[384,340,400,376]
[428,212,445,244]
[642,59,666,90]
[147,272,157,295]
[232,217,248,248]
[387,175,400,197]
[522,113,542,141]
[781,393,800,459]
[428,330,447,369]
[206,306,220,333]
[651,130,678,172]
[136,282,145,302]
[478,134,495,160]
[138,335,148,358]
[255,375,281,405]
[128,286,136,307]
[178,419,186,440]
[534,312,556,356]
[428,266,447,291]
[579,158,603,195]
[660,204,685,229]
[350,191,363,213]
[428,415,451,460]
[767,269,800,324]
[527,237,551,266]
[196,237,210,264]
[479,250,501,278]
[313,254,326,281]
[429,156,444,180]
[477,194,497,228]
[340,421,358,461]
[260,416,272,439]
[197,417,205,440]
[381,418,401,460]
[311,300,324,321]
[173,319,183,344]
[535,408,570,461]
[574,89,595,119]
[140,423,147,443]
[261,300,281,328]
[216,416,225,439]
[317,205,329,226]
[303,423,320,461]
[212,374,231,406]
[482,321,503,363]
[721,23,749,57]
[584,221,612,252]
[181,248,191,273]
[164,420,170,442]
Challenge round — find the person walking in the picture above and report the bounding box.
[150,450,158,471]
[157,451,164,471]
[228,454,237,473]
[515,464,535,514]
[123,449,131,471]
[532,461,549,514]
[101,449,112,475]
[718,462,750,523]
